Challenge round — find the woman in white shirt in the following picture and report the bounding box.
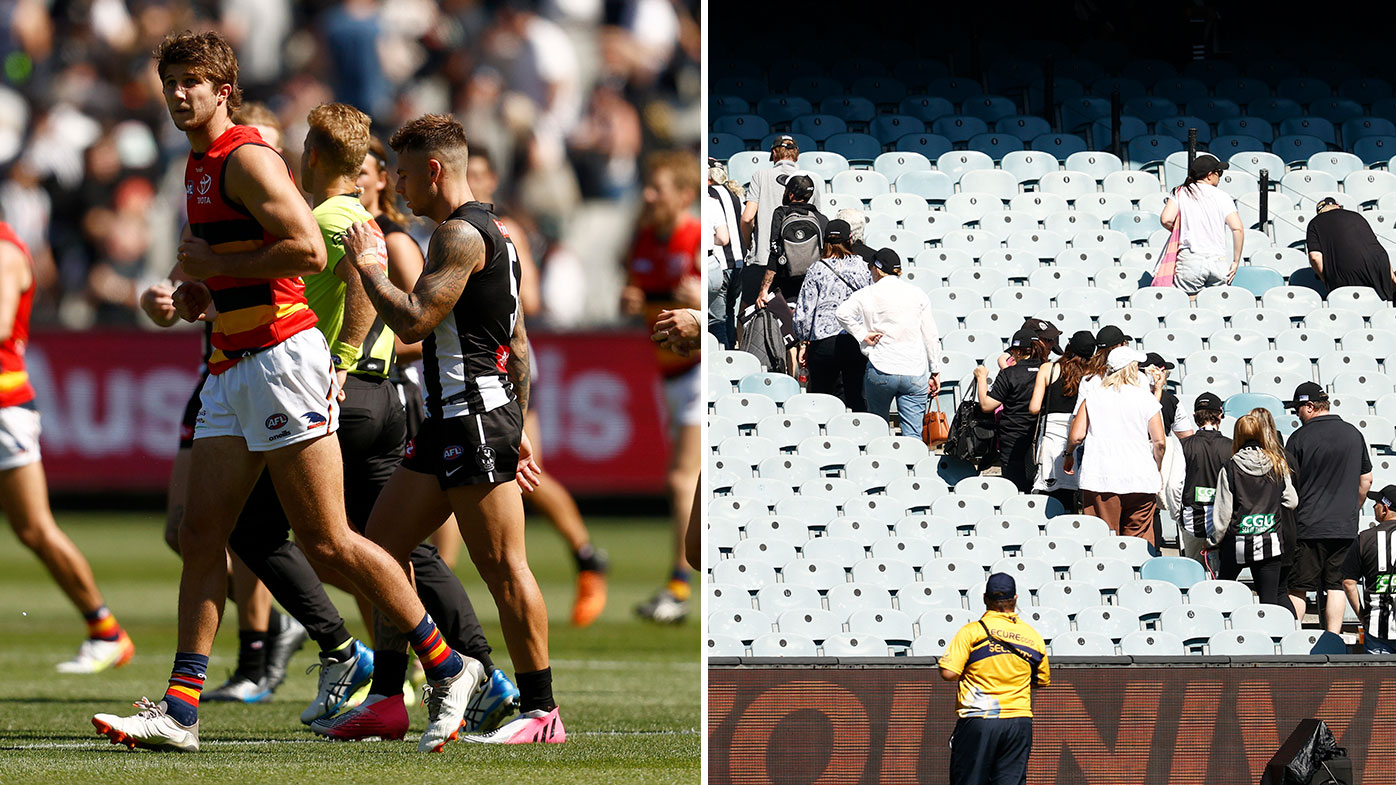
[1063,347,1168,544]
[1159,153,1244,296]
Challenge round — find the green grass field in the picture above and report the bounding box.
[0,512,698,785]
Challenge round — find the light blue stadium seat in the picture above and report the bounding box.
[775,608,842,642]
[1222,393,1285,422]
[1280,116,1335,145]
[1272,134,1328,165]
[781,558,848,590]
[1142,327,1204,362]
[900,96,955,123]
[1029,133,1088,161]
[850,558,916,591]
[1140,556,1205,588]
[895,170,955,202]
[1217,116,1274,144]
[1279,629,1324,656]
[821,633,888,656]
[1357,134,1396,164]
[1229,604,1299,639]
[1184,348,1247,379]
[1038,170,1098,199]
[895,581,962,616]
[1127,135,1185,167]
[1160,603,1226,646]
[1019,607,1069,643]
[870,536,936,567]
[1272,328,1331,359]
[932,115,990,144]
[709,133,747,162]
[755,412,821,451]
[1051,632,1116,656]
[874,152,931,183]
[825,133,883,165]
[1230,267,1285,296]
[894,514,956,543]
[749,633,818,657]
[1075,605,1140,640]
[739,372,801,403]
[967,133,1026,160]
[1110,211,1162,243]
[706,634,744,657]
[1208,630,1276,656]
[896,133,954,161]
[831,170,890,201]
[847,608,916,645]
[795,435,861,472]
[790,113,847,142]
[1187,579,1255,612]
[1120,630,1186,655]
[1116,579,1184,620]
[755,583,821,615]
[1343,170,1396,205]
[921,558,987,587]
[751,513,821,544]
[782,392,846,426]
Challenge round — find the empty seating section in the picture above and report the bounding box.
[710,48,1396,659]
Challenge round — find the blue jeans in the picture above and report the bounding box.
[864,364,929,440]
[1367,633,1396,654]
[707,267,735,349]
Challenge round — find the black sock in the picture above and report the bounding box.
[236,630,268,682]
[370,651,409,697]
[516,667,556,714]
[321,638,357,664]
[464,649,495,673]
[574,544,605,572]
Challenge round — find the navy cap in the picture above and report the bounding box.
[825,219,851,244]
[1009,327,1037,348]
[985,572,1017,601]
[1065,330,1096,358]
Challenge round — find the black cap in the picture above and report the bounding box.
[1096,325,1131,350]
[873,247,902,274]
[770,134,799,160]
[1189,153,1228,179]
[1315,196,1340,214]
[1066,330,1096,358]
[1022,318,1061,354]
[825,219,851,245]
[985,572,1017,601]
[1284,381,1329,410]
[1142,352,1176,371]
[1368,484,1396,509]
[1194,392,1224,412]
[1009,327,1037,348]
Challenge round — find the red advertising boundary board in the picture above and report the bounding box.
[28,329,671,494]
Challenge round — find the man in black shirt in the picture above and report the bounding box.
[1285,382,1374,632]
[1307,197,1396,301]
[1342,484,1396,653]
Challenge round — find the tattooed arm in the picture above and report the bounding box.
[508,314,530,416]
[340,219,483,343]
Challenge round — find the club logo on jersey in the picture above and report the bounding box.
[477,445,496,472]
[443,444,464,460]
[185,181,194,196]
[405,439,416,459]
[493,219,510,237]
[301,411,328,430]
[495,346,510,374]
[265,413,289,429]
[197,174,212,195]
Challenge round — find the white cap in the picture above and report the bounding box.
[1106,346,1147,373]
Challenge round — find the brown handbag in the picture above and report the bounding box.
[923,395,950,447]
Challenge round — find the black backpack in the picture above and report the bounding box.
[776,209,823,277]
[944,397,996,466]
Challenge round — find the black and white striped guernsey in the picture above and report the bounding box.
[422,201,520,420]
[1349,521,1396,641]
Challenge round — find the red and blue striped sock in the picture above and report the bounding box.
[162,653,208,726]
[83,606,122,642]
[408,614,463,682]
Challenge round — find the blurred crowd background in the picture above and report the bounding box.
[0,0,700,330]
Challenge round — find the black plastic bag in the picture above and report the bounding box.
[1284,720,1345,785]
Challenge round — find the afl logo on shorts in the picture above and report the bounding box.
[443,444,464,460]
[265,413,289,429]
[477,446,496,472]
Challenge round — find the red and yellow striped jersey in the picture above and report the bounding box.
[0,222,34,408]
[185,124,316,374]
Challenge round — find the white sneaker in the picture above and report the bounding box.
[462,707,566,744]
[56,632,135,674]
[300,640,374,725]
[418,657,486,753]
[635,589,688,624]
[92,698,200,752]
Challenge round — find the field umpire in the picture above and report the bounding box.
[939,573,1050,785]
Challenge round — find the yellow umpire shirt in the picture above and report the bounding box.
[939,610,1050,718]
